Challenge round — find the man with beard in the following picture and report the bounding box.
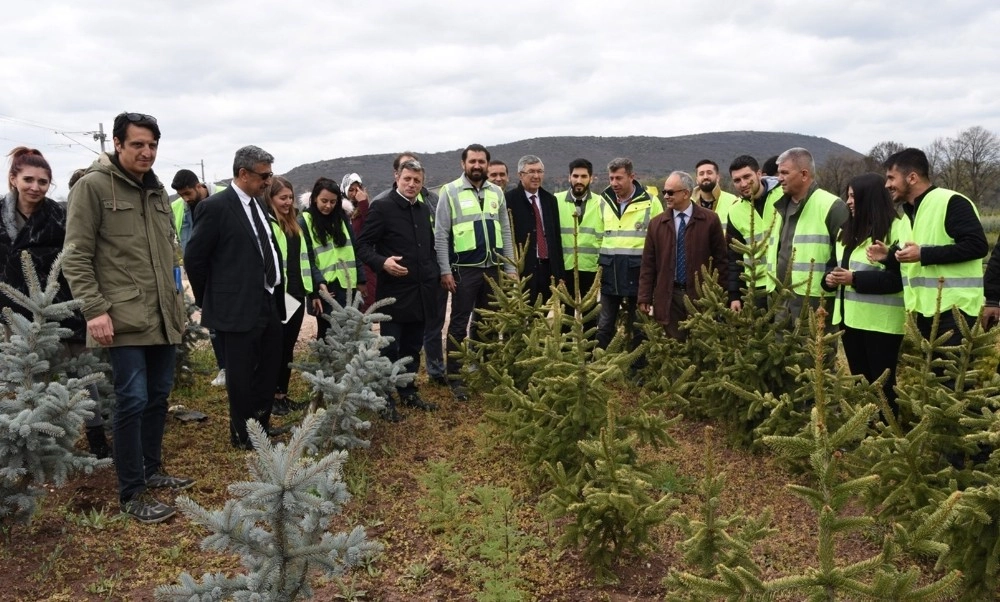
[726,155,782,311]
[768,147,848,325]
[693,159,738,231]
[185,145,286,450]
[555,158,603,306]
[507,155,563,302]
[868,148,986,346]
[434,144,515,401]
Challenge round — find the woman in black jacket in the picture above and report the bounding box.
[1,147,110,456]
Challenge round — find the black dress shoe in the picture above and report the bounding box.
[429,375,448,386]
[272,398,291,416]
[451,385,469,402]
[232,439,254,451]
[267,424,292,437]
[379,406,404,422]
[402,393,437,411]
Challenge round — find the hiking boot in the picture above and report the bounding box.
[211,369,226,387]
[402,393,437,411]
[146,470,195,490]
[121,491,176,524]
[86,426,111,460]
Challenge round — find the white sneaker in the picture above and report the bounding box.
[211,369,226,387]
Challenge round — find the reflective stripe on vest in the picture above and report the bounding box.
[441,178,503,267]
[599,191,662,258]
[270,221,314,294]
[301,212,357,289]
[766,188,839,295]
[903,188,983,317]
[555,190,603,272]
[832,217,911,334]
[728,186,781,290]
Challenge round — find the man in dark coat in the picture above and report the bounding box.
[506,154,564,302]
[638,170,728,340]
[356,159,438,421]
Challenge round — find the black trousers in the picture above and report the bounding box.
[916,310,977,347]
[219,289,282,447]
[561,270,598,335]
[447,266,494,378]
[841,325,903,416]
[382,320,425,398]
[526,258,553,303]
[277,295,305,395]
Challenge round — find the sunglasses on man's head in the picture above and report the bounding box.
[120,112,158,125]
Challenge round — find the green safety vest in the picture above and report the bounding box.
[270,221,314,294]
[700,190,738,232]
[904,188,984,317]
[554,190,603,272]
[171,198,187,237]
[301,212,358,290]
[171,185,225,237]
[766,188,839,296]
[727,186,782,290]
[439,177,504,267]
[832,216,911,334]
[599,190,663,257]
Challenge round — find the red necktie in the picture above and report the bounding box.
[530,195,548,259]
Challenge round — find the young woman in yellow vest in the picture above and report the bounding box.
[822,173,911,418]
[265,177,309,417]
[298,177,364,341]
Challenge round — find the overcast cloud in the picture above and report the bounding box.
[2,0,999,197]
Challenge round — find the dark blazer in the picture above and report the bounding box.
[638,204,728,326]
[184,185,284,332]
[506,184,564,286]
[355,189,438,323]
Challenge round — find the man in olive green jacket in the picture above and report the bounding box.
[64,112,192,525]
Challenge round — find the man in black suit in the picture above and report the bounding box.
[184,145,285,450]
[506,154,564,302]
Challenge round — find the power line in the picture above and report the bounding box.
[0,113,77,132]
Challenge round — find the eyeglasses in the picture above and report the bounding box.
[120,112,157,125]
[247,169,273,180]
[521,169,545,176]
[662,188,690,197]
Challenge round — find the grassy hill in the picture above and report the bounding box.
[282,130,862,195]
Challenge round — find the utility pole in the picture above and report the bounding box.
[200,159,206,185]
[93,123,107,153]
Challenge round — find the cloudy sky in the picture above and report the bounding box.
[3,0,999,198]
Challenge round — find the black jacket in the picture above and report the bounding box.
[355,189,439,323]
[506,184,564,286]
[1,193,85,341]
[184,186,285,332]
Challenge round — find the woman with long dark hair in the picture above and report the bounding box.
[823,172,911,417]
[298,177,364,341]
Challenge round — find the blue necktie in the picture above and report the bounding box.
[676,212,687,285]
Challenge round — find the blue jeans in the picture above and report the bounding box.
[108,345,176,503]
